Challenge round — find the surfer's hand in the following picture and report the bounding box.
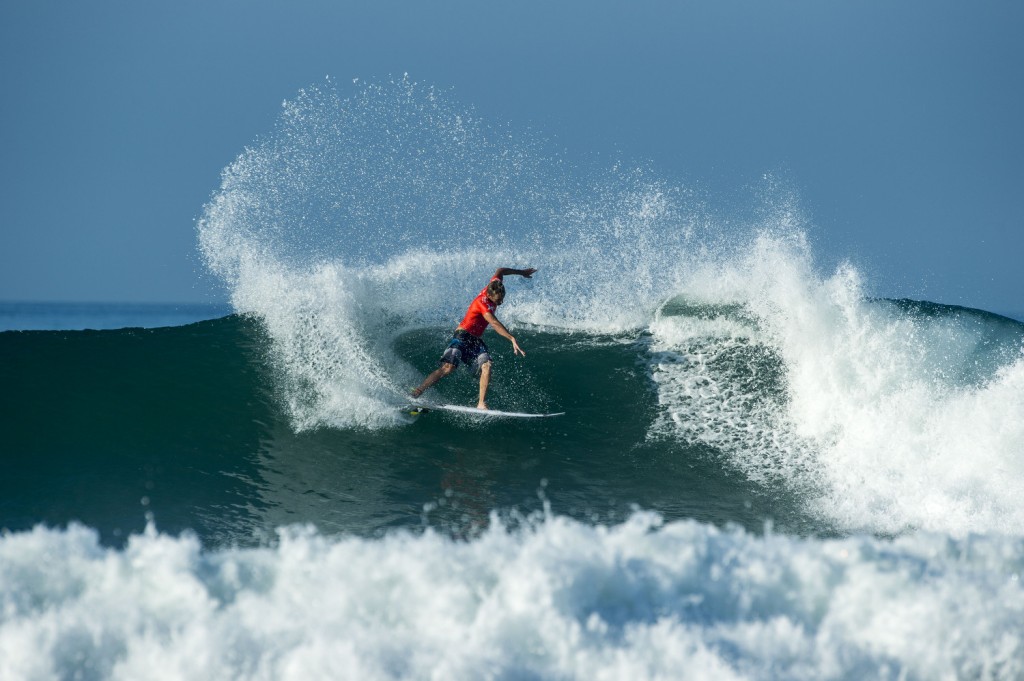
[521,268,537,278]
[512,338,526,356]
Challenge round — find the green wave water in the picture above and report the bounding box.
[0,316,814,548]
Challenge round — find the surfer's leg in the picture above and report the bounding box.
[413,339,464,398]
[412,362,454,397]
[476,360,492,409]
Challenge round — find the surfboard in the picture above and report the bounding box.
[407,403,564,418]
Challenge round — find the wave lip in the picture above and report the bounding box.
[2,514,1022,680]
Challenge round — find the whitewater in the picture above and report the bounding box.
[2,77,1022,679]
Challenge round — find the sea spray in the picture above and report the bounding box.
[197,77,709,429]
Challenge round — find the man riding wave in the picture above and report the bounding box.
[411,267,537,410]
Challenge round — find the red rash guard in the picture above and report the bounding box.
[458,278,499,337]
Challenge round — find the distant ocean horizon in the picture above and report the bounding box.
[0,300,233,332]
[1,299,1018,333]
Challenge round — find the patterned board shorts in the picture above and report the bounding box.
[441,329,491,373]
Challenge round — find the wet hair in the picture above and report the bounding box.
[486,279,506,301]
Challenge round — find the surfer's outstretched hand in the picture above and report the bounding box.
[512,338,526,357]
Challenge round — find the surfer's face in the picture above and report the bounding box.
[487,291,504,305]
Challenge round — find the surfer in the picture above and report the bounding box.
[411,267,537,410]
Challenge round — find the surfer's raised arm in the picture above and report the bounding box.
[494,267,537,280]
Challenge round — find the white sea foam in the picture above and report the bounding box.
[649,232,1024,536]
[1,514,1021,681]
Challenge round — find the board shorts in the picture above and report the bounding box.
[441,329,491,374]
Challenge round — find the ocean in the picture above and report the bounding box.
[2,79,1022,680]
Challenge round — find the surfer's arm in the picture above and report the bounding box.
[493,267,537,280]
[483,312,525,356]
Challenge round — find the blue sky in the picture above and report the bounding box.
[1,1,1021,315]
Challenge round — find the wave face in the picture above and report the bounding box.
[2,79,1023,678]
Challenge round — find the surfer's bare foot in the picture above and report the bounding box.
[411,387,423,398]
[476,402,489,410]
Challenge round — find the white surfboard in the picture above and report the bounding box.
[407,403,564,418]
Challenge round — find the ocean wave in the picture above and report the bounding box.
[191,77,1024,538]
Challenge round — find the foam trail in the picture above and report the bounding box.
[2,516,1022,681]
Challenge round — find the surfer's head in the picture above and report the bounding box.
[486,279,506,305]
